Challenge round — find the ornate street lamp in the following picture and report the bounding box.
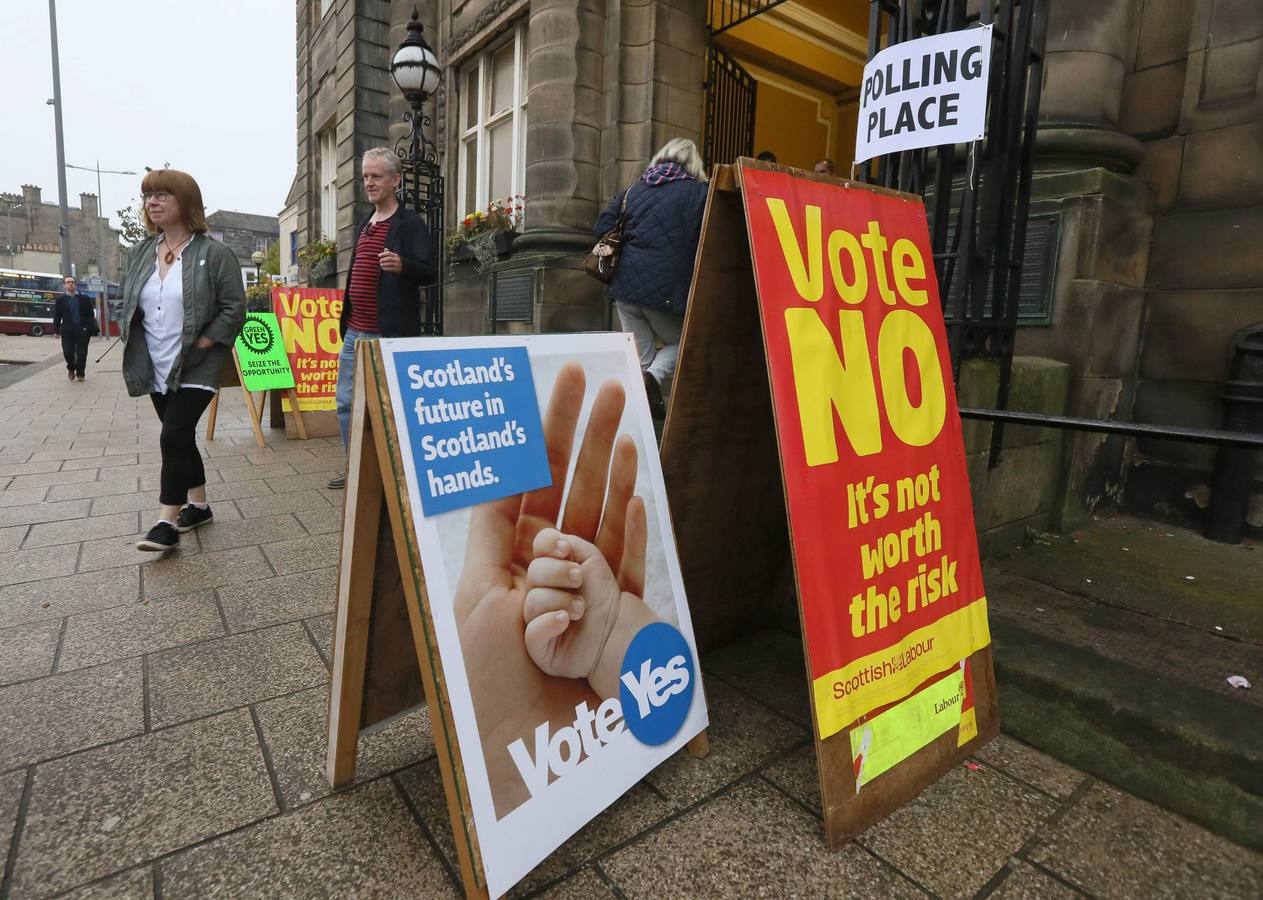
[390,7,444,335]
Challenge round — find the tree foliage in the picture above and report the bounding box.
[115,203,149,248]
[261,240,280,276]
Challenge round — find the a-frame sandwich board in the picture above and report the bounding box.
[325,339,489,899]
[659,160,1000,848]
[204,349,308,448]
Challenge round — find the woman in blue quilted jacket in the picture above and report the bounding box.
[594,138,709,417]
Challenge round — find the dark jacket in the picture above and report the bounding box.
[339,206,437,338]
[53,292,98,337]
[119,234,247,397]
[594,177,709,314]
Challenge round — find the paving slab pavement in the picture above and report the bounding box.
[0,334,1259,898]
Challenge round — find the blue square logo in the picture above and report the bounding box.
[393,347,551,516]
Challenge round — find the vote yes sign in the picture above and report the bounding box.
[742,167,990,740]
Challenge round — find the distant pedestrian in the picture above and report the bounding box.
[119,169,245,552]
[328,146,438,489]
[594,138,709,418]
[52,275,98,381]
[814,158,835,175]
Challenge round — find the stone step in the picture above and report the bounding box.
[991,610,1263,850]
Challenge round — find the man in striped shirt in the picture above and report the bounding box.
[329,147,438,489]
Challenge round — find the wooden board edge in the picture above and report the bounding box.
[232,348,268,449]
[363,341,490,899]
[734,156,926,206]
[288,387,310,439]
[325,345,384,787]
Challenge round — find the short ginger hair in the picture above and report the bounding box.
[140,169,208,234]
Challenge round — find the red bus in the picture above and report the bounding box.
[0,269,60,336]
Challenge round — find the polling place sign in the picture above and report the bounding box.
[854,25,993,164]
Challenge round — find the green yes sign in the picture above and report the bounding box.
[235,312,296,391]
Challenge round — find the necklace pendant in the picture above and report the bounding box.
[164,250,175,265]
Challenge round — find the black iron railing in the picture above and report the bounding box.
[707,0,790,36]
[395,100,445,336]
[861,0,1048,466]
[703,46,757,169]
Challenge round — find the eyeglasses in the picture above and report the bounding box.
[142,191,172,202]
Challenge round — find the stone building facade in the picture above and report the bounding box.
[0,184,122,281]
[291,0,1263,534]
[205,210,281,287]
[1011,0,1263,532]
[292,0,712,332]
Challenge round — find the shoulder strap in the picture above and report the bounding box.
[616,183,637,220]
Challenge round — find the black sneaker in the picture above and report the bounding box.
[327,473,346,489]
[176,504,214,533]
[136,522,180,552]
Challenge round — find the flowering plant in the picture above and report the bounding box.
[298,238,337,282]
[244,277,277,311]
[446,195,525,271]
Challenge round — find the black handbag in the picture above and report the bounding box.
[585,186,634,283]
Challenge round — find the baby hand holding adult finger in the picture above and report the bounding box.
[523,528,622,679]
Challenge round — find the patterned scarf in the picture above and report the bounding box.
[641,162,693,185]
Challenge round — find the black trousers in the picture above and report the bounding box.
[61,331,90,377]
[150,389,215,506]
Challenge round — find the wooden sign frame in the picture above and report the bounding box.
[325,340,709,898]
[659,162,1000,848]
[327,340,488,896]
[205,348,308,447]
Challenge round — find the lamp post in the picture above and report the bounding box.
[67,160,137,336]
[390,7,444,335]
[47,0,72,279]
[251,248,267,288]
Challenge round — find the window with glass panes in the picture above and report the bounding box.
[318,128,337,240]
[457,24,528,219]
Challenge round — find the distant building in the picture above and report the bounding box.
[278,177,300,285]
[206,210,280,287]
[0,184,122,281]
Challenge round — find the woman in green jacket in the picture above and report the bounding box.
[119,169,245,552]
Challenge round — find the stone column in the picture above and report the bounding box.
[1036,0,1143,172]
[1016,0,1152,528]
[334,0,394,276]
[521,0,606,247]
[509,0,610,331]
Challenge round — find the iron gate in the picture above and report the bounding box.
[860,0,1049,464]
[703,45,757,170]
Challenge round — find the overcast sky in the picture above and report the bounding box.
[1,0,296,229]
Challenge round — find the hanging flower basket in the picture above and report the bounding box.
[451,230,517,262]
[446,196,525,272]
[298,238,337,284]
[308,256,335,283]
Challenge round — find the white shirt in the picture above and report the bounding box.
[138,241,216,394]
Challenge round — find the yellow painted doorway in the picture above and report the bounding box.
[714,0,869,172]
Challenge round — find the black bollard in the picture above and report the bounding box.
[1206,324,1263,544]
